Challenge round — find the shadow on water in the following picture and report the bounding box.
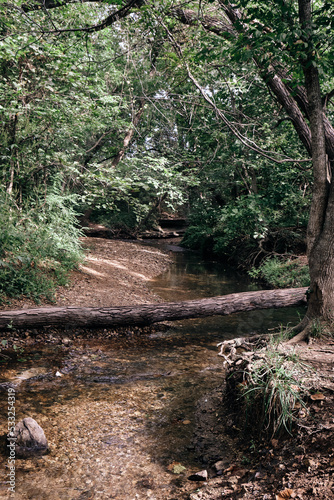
[0,242,306,499]
[150,245,305,341]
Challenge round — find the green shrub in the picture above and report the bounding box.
[0,188,83,303]
[213,194,268,255]
[249,256,310,288]
[183,194,269,259]
[182,200,221,253]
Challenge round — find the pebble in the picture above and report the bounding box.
[188,470,208,481]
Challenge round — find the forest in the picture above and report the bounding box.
[1,0,334,331]
[1,2,334,499]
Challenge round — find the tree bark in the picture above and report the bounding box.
[297,0,334,326]
[111,98,145,168]
[0,288,307,331]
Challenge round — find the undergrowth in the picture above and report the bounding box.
[0,188,84,304]
[249,256,310,288]
[239,347,310,438]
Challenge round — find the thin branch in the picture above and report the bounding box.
[17,0,142,34]
[85,130,113,154]
[160,19,311,165]
[323,89,334,108]
[20,0,105,12]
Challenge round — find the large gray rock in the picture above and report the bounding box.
[9,417,48,458]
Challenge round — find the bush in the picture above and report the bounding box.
[182,200,220,253]
[249,257,310,288]
[0,189,84,303]
[182,194,269,260]
[213,194,268,255]
[241,350,309,437]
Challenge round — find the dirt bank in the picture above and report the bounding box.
[1,238,171,312]
[190,335,334,500]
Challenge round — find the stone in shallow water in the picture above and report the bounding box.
[188,470,208,481]
[9,417,48,458]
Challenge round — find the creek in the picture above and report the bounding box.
[0,242,304,500]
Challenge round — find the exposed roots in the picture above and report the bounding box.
[286,326,311,344]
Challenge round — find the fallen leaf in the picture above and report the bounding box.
[276,488,295,499]
[173,464,186,474]
[310,393,325,401]
[168,462,186,474]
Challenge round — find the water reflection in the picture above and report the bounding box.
[150,247,305,341]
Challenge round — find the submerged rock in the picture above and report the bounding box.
[188,470,208,481]
[9,417,48,458]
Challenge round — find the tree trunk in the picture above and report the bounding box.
[297,0,334,327]
[111,98,145,168]
[0,288,307,331]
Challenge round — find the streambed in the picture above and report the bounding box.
[0,242,304,499]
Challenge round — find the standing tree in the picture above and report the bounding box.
[2,0,334,339]
[169,0,334,339]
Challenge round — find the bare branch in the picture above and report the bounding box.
[171,4,314,158]
[85,130,113,154]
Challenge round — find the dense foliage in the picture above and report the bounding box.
[0,1,333,300]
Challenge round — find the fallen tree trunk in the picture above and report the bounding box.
[0,288,307,331]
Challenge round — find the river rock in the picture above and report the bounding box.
[188,470,208,481]
[213,459,229,473]
[9,417,48,458]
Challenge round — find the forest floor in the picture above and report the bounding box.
[190,337,334,500]
[0,237,334,499]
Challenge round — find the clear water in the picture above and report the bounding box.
[150,246,304,341]
[0,243,304,499]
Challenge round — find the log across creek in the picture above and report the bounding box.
[0,288,307,331]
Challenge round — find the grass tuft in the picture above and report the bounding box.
[249,256,310,288]
[228,346,311,439]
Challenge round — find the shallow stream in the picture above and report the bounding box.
[0,242,304,499]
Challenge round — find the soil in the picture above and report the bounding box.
[0,237,333,499]
[0,237,171,312]
[190,337,334,500]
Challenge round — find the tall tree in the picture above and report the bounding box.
[163,0,334,337]
[3,0,334,338]
[296,0,334,336]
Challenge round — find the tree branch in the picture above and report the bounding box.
[0,288,307,330]
[21,0,143,34]
[160,18,310,165]
[21,0,103,12]
[171,3,314,158]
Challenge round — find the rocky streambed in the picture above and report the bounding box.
[1,238,332,499]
